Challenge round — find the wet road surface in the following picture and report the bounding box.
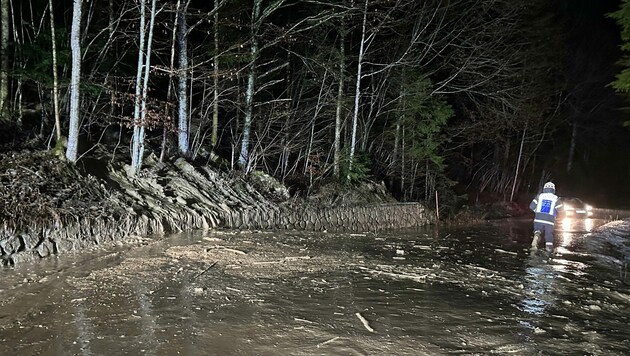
[0,217,628,355]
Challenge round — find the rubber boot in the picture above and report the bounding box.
[531,231,541,250]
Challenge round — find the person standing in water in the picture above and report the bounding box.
[529,181,563,250]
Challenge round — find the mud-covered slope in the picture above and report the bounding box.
[0,151,433,265]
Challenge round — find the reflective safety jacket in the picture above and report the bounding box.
[529,188,563,225]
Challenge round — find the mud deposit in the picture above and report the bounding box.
[0,218,629,355]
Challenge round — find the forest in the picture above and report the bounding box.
[0,0,627,212]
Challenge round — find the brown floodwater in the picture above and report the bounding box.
[0,217,628,355]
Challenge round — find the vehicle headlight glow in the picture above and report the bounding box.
[585,218,594,232]
[562,218,572,230]
[585,204,593,211]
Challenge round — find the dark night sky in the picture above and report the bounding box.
[550,0,630,208]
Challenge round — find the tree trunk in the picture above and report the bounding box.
[48,0,62,149]
[65,0,82,163]
[0,0,8,121]
[130,0,147,172]
[131,0,157,174]
[401,125,405,196]
[177,2,190,156]
[160,0,181,163]
[510,123,527,202]
[212,0,219,148]
[239,0,261,169]
[348,0,368,180]
[391,120,400,186]
[392,79,404,178]
[333,28,345,178]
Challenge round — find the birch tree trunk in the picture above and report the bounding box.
[177,1,190,156]
[140,0,157,158]
[239,0,261,169]
[65,0,82,163]
[131,0,157,174]
[211,0,219,148]
[348,0,368,180]
[333,29,345,178]
[0,0,10,121]
[130,0,146,172]
[160,0,181,162]
[48,0,62,149]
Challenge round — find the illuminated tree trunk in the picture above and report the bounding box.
[0,0,8,121]
[65,0,82,163]
[177,1,190,156]
[130,0,147,172]
[333,30,345,178]
[130,0,157,174]
[160,0,181,162]
[212,0,219,148]
[348,0,368,180]
[48,0,62,149]
[239,0,261,169]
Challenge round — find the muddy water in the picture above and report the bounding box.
[0,218,628,355]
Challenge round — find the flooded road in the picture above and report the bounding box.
[0,217,628,355]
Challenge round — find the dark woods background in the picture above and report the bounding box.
[0,0,629,212]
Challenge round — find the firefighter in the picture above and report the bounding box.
[529,181,563,250]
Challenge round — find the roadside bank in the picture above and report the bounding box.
[0,150,434,265]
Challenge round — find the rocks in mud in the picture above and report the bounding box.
[248,170,290,202]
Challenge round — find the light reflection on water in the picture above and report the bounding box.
[520,265,552,316]
[0,217,628,355]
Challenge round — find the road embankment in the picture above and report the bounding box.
[0,151,433,265]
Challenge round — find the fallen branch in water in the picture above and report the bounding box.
[191,261,218,280]
[317,336,340,348]
[294,317,316,324]
[355,312,374,332]
[494,248,517,256]
[358,266,428,282]
[206,246,247,255]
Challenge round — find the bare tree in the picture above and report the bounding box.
[212,0,220,148]
[0,0,8,121]
[347,0,368,180]
[333,27,345,178]
[239,0,262,169]
[48,0,62,151]
[177,0,190,156]
[130,0,158,174]
[65,0,83,163]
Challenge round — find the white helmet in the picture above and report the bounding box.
[544,181,555,190]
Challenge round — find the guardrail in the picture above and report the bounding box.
[592,208,630,221]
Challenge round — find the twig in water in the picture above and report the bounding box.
[207,246,247,255]
[317,336,340,348]
[191,261,217,280]
[494,248,517,256]
[355,312,375,333]
[294,317,316,324]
